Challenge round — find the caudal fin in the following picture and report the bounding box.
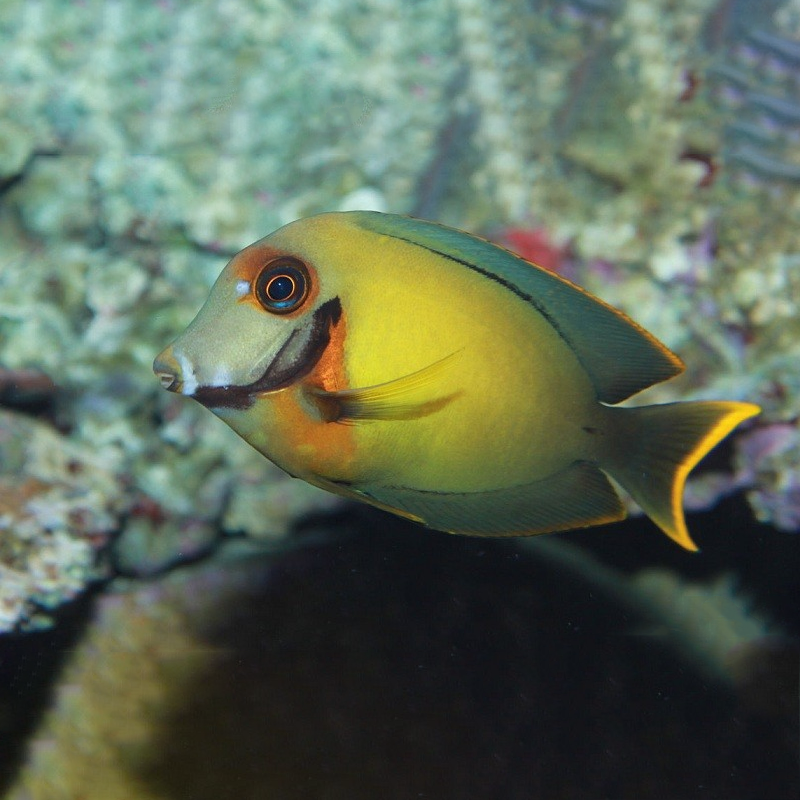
[604,401,760,550]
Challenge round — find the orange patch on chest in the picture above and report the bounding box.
[268,310,359,483]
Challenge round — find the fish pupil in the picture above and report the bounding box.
[268,275,295,301]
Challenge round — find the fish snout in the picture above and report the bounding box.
[153,347,185,394]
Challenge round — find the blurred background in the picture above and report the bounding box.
[0,1,798,798]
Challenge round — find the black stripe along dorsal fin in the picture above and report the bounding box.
[350,211,683,404]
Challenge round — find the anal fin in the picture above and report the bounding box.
[356,461,626,537]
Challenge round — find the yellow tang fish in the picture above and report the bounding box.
[154,212,760,550]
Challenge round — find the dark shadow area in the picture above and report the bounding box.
[132,506,798,800]
[571,492,800,636]
[0,587,99,793]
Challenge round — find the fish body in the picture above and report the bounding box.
[154,212,759,550]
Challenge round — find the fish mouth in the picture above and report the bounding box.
[193,297,342,410]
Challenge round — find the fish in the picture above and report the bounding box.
[153,211,760,550]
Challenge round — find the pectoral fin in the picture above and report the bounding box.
[309,351,462,423]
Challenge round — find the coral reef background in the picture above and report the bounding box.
[2,0,800,628]
[0,0,798,797]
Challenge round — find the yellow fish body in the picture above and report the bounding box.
[154,212,759,550]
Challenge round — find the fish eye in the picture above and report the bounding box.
[254,257,310,314]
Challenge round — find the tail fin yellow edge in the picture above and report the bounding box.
[605,401,761,552]
[667,401,761,551]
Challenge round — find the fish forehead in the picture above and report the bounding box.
[260,213,374,281]
[226,241,284,283]
[261,212,497,306]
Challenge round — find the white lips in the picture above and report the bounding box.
[176,351,198,396]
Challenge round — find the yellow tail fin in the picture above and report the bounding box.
[604,401,760,550]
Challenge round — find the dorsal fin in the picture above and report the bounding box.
[350,211,683,404]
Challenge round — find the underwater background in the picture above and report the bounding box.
[0,0,798,797]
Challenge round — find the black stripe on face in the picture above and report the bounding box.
[385,233,568,343]
[194,297,342,410]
